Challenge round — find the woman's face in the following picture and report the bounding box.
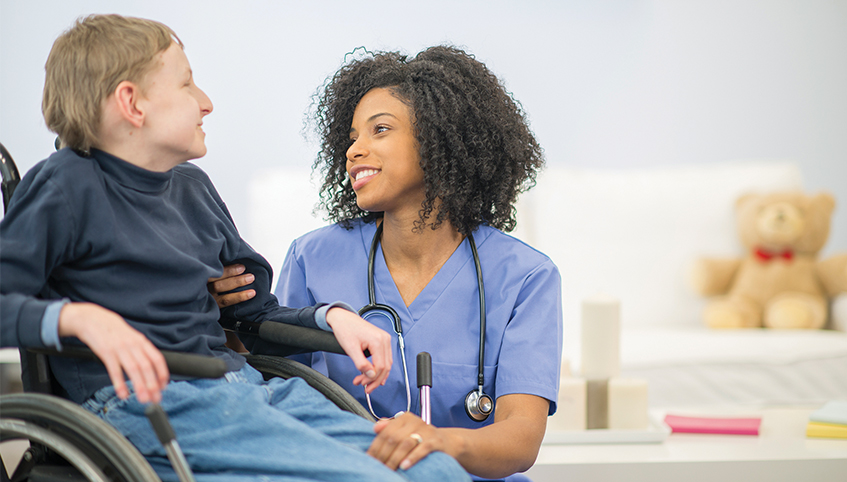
[346,87,424,216]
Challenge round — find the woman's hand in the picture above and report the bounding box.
[367,413,459,471]
[207,264,256,308]
[369,394,549,478]
[58,302,169,404]
[325,307,392,392]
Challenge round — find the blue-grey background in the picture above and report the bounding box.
[1,0,845,253]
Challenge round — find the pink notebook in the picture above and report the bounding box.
[664,414,761,435]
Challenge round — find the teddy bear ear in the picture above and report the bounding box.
[811,192,836,216]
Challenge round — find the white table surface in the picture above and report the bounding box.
[525,407,847,482]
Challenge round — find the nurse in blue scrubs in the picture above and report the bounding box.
[212,46,562,481]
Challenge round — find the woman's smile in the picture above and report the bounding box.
[350,166,380,191]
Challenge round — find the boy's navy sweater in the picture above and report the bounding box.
[0,148,322,403]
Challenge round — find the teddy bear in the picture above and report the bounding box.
[690,191,847,329]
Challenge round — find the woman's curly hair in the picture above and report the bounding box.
[310,45,544,236]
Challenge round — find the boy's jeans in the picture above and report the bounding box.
[82,364,469,482]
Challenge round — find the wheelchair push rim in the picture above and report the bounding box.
[0,393,161,482]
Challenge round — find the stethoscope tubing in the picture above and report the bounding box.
[469,227,486,395]
[359,224,411,418]
[359,223,489,421]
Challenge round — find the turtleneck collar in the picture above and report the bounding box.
[91,148,173,194]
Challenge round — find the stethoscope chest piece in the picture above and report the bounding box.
[464,389,494,422]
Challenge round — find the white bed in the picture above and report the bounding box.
[621,326,847,408]
[246,160,847,409]
[514,161,847,408]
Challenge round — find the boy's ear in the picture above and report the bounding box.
[113,80,145,128]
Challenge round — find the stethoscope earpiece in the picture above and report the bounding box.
[464,389,494,422]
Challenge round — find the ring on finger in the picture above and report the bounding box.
[409,433,423,445]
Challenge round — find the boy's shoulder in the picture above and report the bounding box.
[17,152,215,203]
[172,162,223,206]
[19,148,100,192]
[173,161,212,184]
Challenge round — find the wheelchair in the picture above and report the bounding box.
[0,142,374,482]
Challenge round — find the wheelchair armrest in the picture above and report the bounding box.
[220,319,369,358]
[29,346,228,379]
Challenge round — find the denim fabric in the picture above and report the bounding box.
[81,364,469,482]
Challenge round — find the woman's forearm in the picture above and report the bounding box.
[441,394,548,479]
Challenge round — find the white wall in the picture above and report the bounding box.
[2,0,845,255]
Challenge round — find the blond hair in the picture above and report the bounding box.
[42,14,183,153]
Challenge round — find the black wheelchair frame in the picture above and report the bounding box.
[0,142,373,482]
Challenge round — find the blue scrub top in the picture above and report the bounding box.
[275,220,562,430]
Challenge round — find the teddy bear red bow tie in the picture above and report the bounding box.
[754,248,794,262]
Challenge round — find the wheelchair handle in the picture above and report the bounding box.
[221,319,370,358]
[417,352,432,425]
[416,352,432,388]
[1,141,22,213]
[30,346,228,379]
[145,403,176,445]
[145,404,197,482]
[259,321,348,355]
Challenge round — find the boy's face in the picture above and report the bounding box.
[139,42,213,163]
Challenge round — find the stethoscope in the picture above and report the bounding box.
[359,223,494,422]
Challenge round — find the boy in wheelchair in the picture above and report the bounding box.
[0,14,469,482]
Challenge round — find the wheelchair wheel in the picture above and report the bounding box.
[246,355,376,422]
[0,393,161,482]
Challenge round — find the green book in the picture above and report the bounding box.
[809,401,847,425]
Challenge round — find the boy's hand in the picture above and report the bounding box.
[58,302,169,404]
[208,264,256,308]
[325,307,392,393]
